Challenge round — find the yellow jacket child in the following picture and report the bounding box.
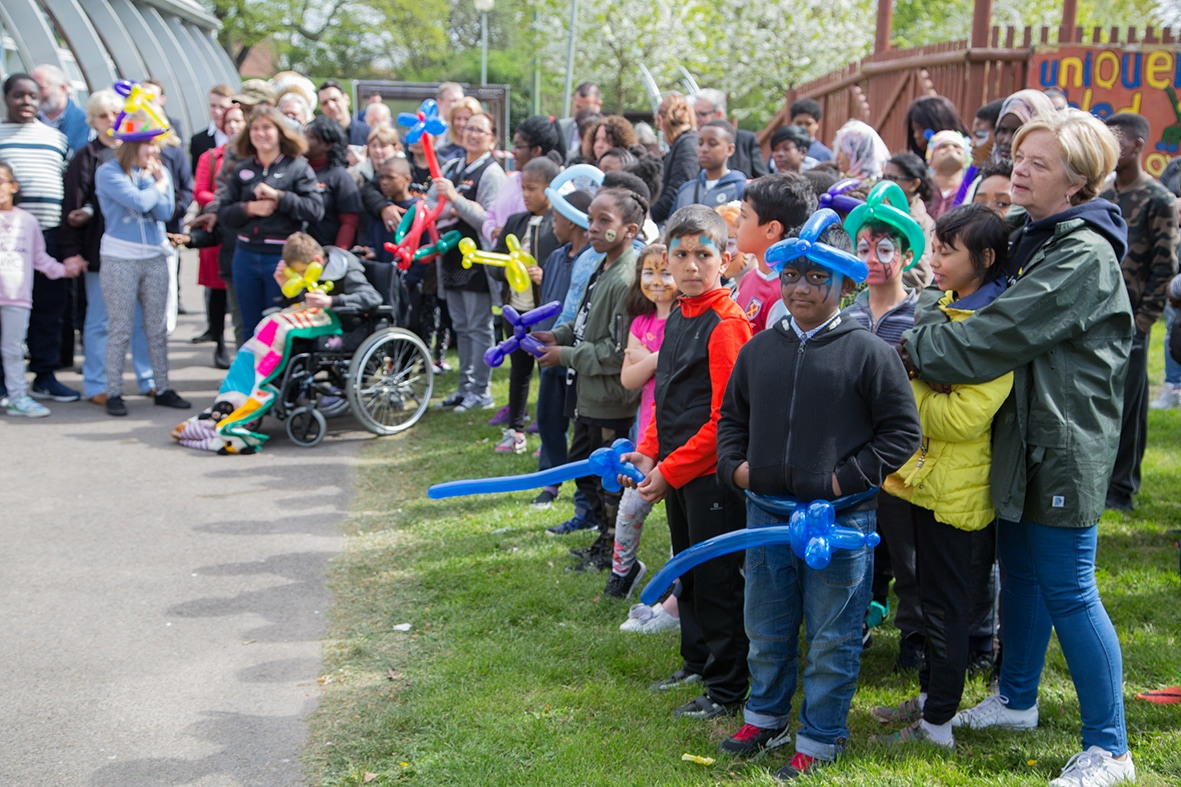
[884,281,1012,531]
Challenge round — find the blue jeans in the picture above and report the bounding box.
[82,271,154,397]
[743,501,874,761]
[231,247,284,340]
[996,518,1127,755]
[1165,304,1180,386]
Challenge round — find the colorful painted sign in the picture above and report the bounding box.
[1031,45,1181,177]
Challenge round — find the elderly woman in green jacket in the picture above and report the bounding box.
[900,109,1136,787]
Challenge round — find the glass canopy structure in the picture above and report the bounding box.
[1,0,238,136]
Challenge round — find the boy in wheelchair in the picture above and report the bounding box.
[172,232,383,453]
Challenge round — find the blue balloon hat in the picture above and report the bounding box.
[765,208,869,284]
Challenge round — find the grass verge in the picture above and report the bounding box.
[306,325,1181,786]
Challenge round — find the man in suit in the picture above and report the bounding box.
[693,88,768,179]
[558,82,602,156]
[190,84,234,173]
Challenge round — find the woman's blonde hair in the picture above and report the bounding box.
[1012,109,1118,204]
[660,93,695,143]
[85,89,121,127]
[235,105,308,159]
[448,97,484,143]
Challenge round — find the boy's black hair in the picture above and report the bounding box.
[858,219,914,252]
[305,115,348,169]
[515,114,567,162]
[597,146,637,168]
[663,203,728,249]
[317,79,345,94]
[623,149,662,204]
[742,172,817,237]
[522,157,560,184]
[770,124,811,152]
[379,156,412,176]
[975,98,1004,128]
[1105,112,1150,143]
[3,73,34,97]
[801,167,839,197]
[977,159,1012,181]
[564,189,593,215]
[700,119,736,143]
[779,223,854,271]
[602,170,650,205]
[934,203,1009,284]
[790,98,822,122]
[596,186,649,227]
[886,152,933,202]
[903,95,969,157]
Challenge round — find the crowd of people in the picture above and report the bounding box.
[2,65,1179,785]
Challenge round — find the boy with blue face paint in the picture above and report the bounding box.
[622,203,753,721]
[716,210,921,780]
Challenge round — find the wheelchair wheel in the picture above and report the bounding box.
[346,328,433,435]
[286,406,327,447]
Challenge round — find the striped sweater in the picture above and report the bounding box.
[0,121,68,230]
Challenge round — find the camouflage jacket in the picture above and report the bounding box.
[1100,176,1179,334]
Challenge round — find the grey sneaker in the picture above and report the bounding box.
[951,694,1038,730]
[650,668,702,691]
[1150,385,1181,410]
[453,392,495,413]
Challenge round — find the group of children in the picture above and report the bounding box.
[482,141,1027,780]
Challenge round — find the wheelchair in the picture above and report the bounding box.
[266,254,434,447]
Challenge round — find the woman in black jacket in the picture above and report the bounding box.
[219,105,323,338]
[650,93,700,224]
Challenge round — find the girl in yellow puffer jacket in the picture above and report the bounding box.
[869,203,1013,750]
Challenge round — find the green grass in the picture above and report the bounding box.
[305,324,1181,786]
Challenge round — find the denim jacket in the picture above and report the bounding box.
[94,159,173,248]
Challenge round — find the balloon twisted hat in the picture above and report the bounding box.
[765,209,868,283]
[842,181,926,268]
[109,80,171,142]
[817,178,866,214]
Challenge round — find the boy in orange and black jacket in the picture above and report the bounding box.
[623,204,752,719]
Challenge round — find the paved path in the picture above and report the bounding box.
[1,265,369,785]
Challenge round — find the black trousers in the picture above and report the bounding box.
[1108,329,1148,500]
[28,228,67,377]
[667,474,750,706]
[503,315,535,430]
[911,501,996,725]
[569,416,633,535]
[872,492,923,639]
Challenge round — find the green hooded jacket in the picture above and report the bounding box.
[902,203,1133,527]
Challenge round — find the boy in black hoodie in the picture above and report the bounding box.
[715,214,920,779]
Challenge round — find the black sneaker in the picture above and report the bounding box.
[530,489,557,510]
[30,374,81,402]
[673,693,740,719]
[566,534,613,572]
[154,389,192,409]
[105,395,128,417]
[603,561,646,599]
[718,722,791,756]
[895,633,926,673]
[650,668,703,692]
[437,391,465,408]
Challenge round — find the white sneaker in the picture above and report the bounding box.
[495,428,527,454]
[1150,385,1181,410]
[6,395,50,418]
[619,602,679,633]
[950,694,1038,729]
[1049,746,1135,787]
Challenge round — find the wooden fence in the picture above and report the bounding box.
[763,25,1181,158]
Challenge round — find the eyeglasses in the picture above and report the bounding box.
[465,127,493,137]
[881,173,914,183]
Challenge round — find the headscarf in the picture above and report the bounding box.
[996,89,1057,129]
[832,120,890,180]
